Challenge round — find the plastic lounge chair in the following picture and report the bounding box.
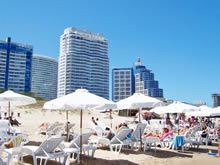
[59,132,95,163]
[21,136,68,165]
[96,121,109,134]
[46,123,64,137]
[0,158,6,165]
[130,123,147,148]
[183,127,202,150]
[0,134,27,165]
[86,120,98,133]
[0,120,16,142]
[98,129,134,153]
[143,136,161,152]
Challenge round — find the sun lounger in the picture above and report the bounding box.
[59,132,95,163]
[0,134,27,165]
[130,123,147,148]
[0,158,6,165]
[143,136,161,152]
[0,120,17,142]
[21,136,68,165]
[98,129,134,153]
[96,121,109,133]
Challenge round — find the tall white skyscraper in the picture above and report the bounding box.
[58,27,109,99]
[31,54,58,100]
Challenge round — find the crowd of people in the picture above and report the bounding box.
[91,112,220,145]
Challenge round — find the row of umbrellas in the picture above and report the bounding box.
[1,89,220,163]
[0,89,164,162]
[150,101,220,117]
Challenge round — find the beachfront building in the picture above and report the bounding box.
[212,94,220,107]
[112,68,135,102]
[58,27,109,99]
[134,58,163,98]
[112,58,163,101]
[31,54,58,100]
[0,37,33,93]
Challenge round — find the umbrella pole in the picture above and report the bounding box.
[66,111,69,141]
[80,109,82,164]
[8,101,10,118]
[110,109,112,129]
[139,107,142,151]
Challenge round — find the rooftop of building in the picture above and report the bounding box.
[0,37,33,49]
[62,27,107,42]
[33,54,58,62]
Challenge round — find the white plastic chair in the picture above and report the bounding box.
[0,120,16,142]
[0,134,26,165]
[21,136,68,165]
[98,129,134,153]
[59,132,95,163]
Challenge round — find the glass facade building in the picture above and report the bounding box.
[31,54,58,100]
[112,58,163,101]
[0,37,33,93]
[212,94,220,107]
[112,68,135,102]
[134,58,163,97]
[58,27,109,99]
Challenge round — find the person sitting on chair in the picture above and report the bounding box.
[91,117,97,125]
[9,116,21,127]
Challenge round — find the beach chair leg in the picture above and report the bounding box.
[20,153,23,165]
[118,145,122,153]
[144,142,146,152]
[91,147,96,157]
[43,159,48,165]
[181,145,184,152]
[6,154,11,165]
[63,155,68,165]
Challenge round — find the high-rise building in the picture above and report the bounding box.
[0,37,33,93]
[58,27,109,99]
[112,68,135,102]
[112,58,163,101]
[212,94,220,107]
[31,54,58,100]
[134,58,163,97]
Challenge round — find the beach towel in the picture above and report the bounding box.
[172,135,184,149]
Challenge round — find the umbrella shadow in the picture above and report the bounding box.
[98,146,192,158]
[69,155,138,165]
[23,155,66,165]
[25,140,42,146]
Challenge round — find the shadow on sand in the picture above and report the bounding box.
[98,146,192,158]
[22,155,138,165]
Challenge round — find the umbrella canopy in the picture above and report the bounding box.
[150,101,199,114]
[0,90,36,106]
[116,93,165,110]
[43,89,116,110]
[185,105,212,117]
[211,106,220,117]
[43,88,116,163]
[116,92,164,151]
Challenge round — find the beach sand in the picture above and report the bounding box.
[2,106,220,165]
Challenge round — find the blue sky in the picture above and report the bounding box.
[0,0,220,106]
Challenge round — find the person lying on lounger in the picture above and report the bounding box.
[143,127,173,140]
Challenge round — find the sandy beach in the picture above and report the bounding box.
[2,104,220,165]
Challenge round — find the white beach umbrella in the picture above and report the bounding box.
[116,92,165,150]
[185,105,212,117]
[0,90,36,117]
[116,93,164,110]
[43,88,116,162]
[150,101,199,114]
[211,106,220,117]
